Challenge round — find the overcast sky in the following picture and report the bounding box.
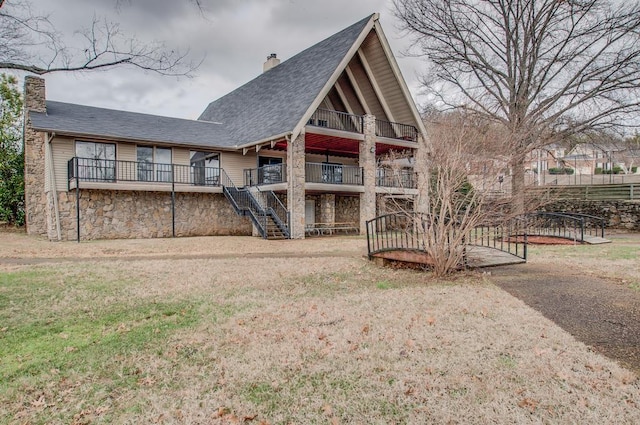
[33,0,425,120]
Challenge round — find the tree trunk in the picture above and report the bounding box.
[511,158,526,215]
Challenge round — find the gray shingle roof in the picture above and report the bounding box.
[198,14,374,145]
[30,101,239,148]
[29,15,374,150]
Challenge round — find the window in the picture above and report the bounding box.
[258,156,283,184]
[137,146,172,182]
[75,141,116,181]
[190,151,220,186]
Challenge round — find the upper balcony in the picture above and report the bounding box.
[306,108,418,143]
[307,109,363,134]
[67,157,226,192]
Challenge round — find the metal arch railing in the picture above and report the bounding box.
[525,212,605,242]
[366,212,528,267]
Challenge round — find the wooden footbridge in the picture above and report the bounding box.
[366,212,609,270]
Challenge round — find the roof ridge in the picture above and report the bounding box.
[45,100,215,125]
[198,14,376,144]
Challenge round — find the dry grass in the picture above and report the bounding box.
[1,231,639,424]
[526,232,640,287]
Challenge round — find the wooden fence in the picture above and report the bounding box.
[528,184,639,201]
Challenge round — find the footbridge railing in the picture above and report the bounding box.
[366,213,527,268]
[465,218,528,261]
[526,212,605,242]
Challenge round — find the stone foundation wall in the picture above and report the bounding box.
[54,190,252,241]
[542,200,640,230]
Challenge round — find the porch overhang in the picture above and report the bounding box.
[269,130,417,158]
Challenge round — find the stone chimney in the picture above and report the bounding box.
[23,75,48,237]
[24,76,46,113]
[263,53,280,73]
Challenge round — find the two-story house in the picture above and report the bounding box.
[23,14,427,241]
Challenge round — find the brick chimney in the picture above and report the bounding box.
[263,53,280,73]
[23,76,48,236]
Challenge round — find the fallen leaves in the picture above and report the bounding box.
[518,397,539,412]
[212,407,262,423]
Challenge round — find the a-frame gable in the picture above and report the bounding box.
[296,15,427,141]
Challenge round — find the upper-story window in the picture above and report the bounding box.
[75,141,116,181]
[137,146,172,182]
[190,151,220,186]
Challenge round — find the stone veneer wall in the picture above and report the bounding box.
[335,195,360,225]
[55,190,252,241]
[542,200,640,231]
[287,131,306,238]
[359,114,377,234]
[23,76,48,236]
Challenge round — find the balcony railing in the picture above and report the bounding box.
[307,109,364,134]
[376,168,417,189]
[68,157,222,187]
[375,119,418,142]
[305,162,363,185]
[244,163,287,186]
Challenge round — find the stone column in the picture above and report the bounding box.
[359,114,376,234]
[414,135,430,215]
[287,131,306,239]
[23,76,48,236]
[320,193,335,223]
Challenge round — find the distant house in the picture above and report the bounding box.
[564,143,626,174]
[525,144,566,175]
[23,14,426,241]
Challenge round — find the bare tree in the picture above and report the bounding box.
[394,0,640,212]
[418,113,518,275]
[0,0,200,75]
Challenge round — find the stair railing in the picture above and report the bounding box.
[221,170,268,239]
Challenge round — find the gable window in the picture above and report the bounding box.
[137,146,172,182]
[190,151,220,186]
[75,141,116,181]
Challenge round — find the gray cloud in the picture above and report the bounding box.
[33,0,426,119]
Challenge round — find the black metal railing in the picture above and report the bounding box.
[244,163,287,186]
[307,109,363,133]
[366,212,426,255]
[305,163,363,185]
[366,213,527,268]
[375,119,418,142]
[376,168,417,189]
[222,171,289,239]
[253,188,290,238]
[527,212,605,242]
[68,157,221,187]
[465,218,528,261]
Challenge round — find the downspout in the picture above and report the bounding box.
[45,132,62,241]
[284,134,292,237]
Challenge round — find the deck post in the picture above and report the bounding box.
[359,114,376,235]
[171,164,176,238]
[287,130,306,239]
[75,158,80,243]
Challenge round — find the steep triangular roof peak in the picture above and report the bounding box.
[303,16,427,141]
[199,14,377,147]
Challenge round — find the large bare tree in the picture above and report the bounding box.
[394,0,640,211]
[0,0,200,75]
